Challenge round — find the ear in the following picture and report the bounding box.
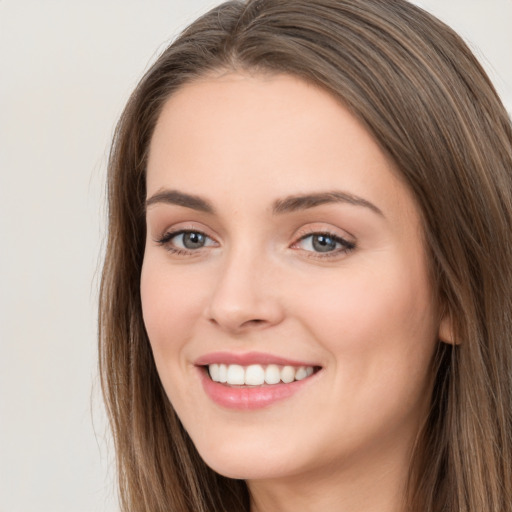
[438,312,457,345]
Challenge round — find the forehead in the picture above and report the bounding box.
[146,72,419,226]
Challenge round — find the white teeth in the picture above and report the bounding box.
[281,365,295,383]
[209,363,220,381]
[226,364,245,385]
[208,363,316,385]
[264,364,281,385]
[295,367,308,381]
[218,364,228,383]
[245,364,265,385]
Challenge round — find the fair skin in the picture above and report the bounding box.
[141,72,448,512]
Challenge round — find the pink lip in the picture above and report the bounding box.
[195,351,315,367]
[194,352,321,410]
[198,368,316,410]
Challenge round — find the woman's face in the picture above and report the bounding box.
[141,73,444,484]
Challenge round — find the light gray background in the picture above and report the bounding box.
[1,1,510,511]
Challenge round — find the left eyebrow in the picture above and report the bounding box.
[272,191,384,217]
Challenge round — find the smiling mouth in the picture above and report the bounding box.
[205,363,319,386]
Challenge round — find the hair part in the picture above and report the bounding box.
[99,1,512,510]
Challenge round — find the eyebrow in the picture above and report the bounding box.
[145,189,383,217]
[272,191,383,216]
[145,189,215,213]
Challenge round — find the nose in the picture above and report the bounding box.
[205,248,285,333]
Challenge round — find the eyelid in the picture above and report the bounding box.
[290,225,356,257]
[152,220,217,242]
[292,224,355,243]
[157,229,216,245]
[153,224,220,255]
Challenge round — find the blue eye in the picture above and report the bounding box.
[176,231,207,249]
[156,230,216,252]
[296,233,355,254]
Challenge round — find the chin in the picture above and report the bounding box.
[204,456,292,481]
[193,436,299,480]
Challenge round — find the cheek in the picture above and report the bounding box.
[293,260,437,443]
[289,252,437,367]
[140,256,205,355]
[140,256,210,419]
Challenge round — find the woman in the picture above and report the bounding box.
[99,0,512,510]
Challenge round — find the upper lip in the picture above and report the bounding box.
[194,351,319,367]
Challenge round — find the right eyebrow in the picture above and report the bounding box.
[145,189,215,214]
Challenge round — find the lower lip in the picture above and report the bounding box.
[198,368,316,410]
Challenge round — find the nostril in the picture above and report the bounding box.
[208,316,267,330]
[242,318,265,327]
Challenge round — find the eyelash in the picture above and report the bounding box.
[293,231,356,259]
[155,229,217,256]
[155,229,356,258]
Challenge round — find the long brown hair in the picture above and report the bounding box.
[99,1,512,510]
